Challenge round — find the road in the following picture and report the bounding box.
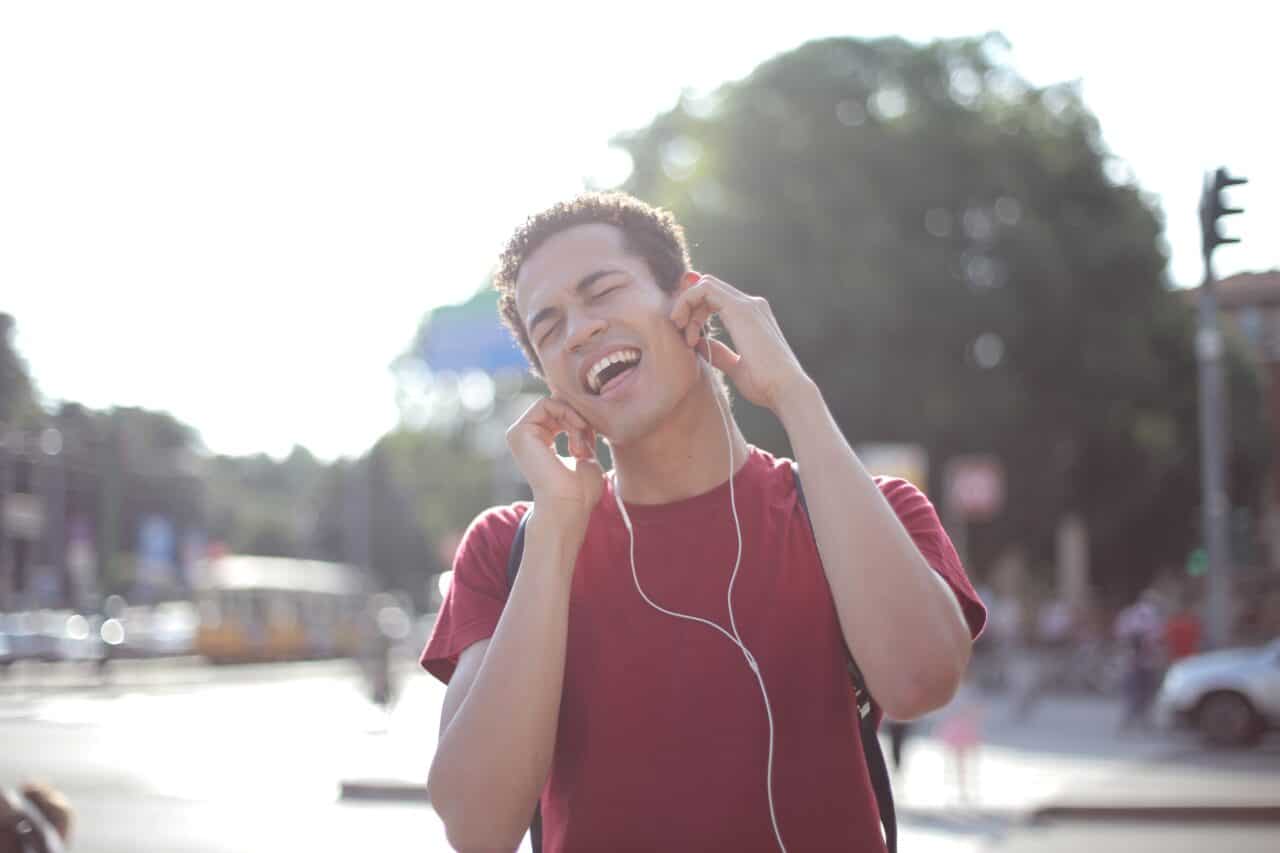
[1,657,452,853]
[2,655,1277,852]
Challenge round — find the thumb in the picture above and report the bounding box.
[702,338,742,378]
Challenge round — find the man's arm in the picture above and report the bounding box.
[669,275,972,720]
[428,396,602,853]
[427,511,582,853]
[779,379,972,719]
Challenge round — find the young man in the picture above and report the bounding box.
[422,193,986,852]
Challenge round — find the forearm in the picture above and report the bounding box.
[428,513,581,850]
[778,380,971,719]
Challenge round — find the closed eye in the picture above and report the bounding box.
[538,319,562,347]
[592,283,623,300]
[591,275,627,298]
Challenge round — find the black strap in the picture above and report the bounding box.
[789,462,896,852]
[505,466,897,853]
[506,509,542,852]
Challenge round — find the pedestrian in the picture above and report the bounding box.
[421,193,987,852]
[1115,590,1165,730]
[0,781,73,853]
[937,684,984,806]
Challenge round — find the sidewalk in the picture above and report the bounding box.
[891,689,1280,825]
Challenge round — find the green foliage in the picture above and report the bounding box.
[204,446,326,559]
[205,427,496,607]
[22,379,497,608]
[615,35,1268,597]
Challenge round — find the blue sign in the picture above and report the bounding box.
[414,289,528,374]
[140,515,175,568]
[136,515,176,601]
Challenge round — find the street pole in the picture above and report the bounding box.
[1197,166,1247,649]
[1196,252,1231,650]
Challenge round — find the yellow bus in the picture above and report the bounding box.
[192,555,371,663]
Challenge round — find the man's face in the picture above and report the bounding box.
[515,223,699,445]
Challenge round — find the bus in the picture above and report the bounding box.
[191,555,371,663]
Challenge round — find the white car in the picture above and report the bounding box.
[1155,637,1280,746]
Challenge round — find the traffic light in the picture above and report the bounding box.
[1199,166,1247,256]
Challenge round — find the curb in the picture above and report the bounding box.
[339,780,429,803]
[1030,804,1280,823]
[897,806,1021,824]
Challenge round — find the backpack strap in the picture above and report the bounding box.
[505,508,543,853]
[506,507,530,587]
[791,461,897,853]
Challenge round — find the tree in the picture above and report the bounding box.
[0,313,38,428]
[615,34,1268,598]
[308,427,498,606]
[203,445,327,558]
[43,404,208,594]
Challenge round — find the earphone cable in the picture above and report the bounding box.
[610,335,787,853]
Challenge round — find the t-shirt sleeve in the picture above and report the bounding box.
[876,476,987,640]
[419,503,529,684]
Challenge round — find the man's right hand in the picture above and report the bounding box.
[506,397,604,525]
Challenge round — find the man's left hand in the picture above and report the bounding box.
[669,273,812,413]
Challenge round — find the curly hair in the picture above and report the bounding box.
[493,192,693,374]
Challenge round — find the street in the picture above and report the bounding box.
[1,657,451,853]
[2,654,1278,852]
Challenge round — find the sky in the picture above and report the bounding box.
[2,1,1275,460]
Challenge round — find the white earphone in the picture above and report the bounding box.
[609,333,788,853]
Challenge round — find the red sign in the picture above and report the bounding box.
[946,456,1005,521]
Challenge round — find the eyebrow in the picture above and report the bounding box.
[526,268,624,338]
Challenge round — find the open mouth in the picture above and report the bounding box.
[586,348,642,396]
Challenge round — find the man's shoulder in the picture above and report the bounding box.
[748,445,799,484]
[870,475,925,499]
[466,500,532,534]
[455,501,533,568]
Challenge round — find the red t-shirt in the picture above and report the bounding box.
[422,447,986,852]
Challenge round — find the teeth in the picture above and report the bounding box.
[587,349,640,393]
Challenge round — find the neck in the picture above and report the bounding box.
[608,370,750,505]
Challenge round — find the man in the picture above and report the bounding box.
[422,193,986,852]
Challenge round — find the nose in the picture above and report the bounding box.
[566,309,607,354]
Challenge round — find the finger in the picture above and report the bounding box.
[516,398,568,432]
[685,306,715,347]
[670,277,722,327]
[521,400,591,453]
[542,397,590,431]
[704,338,742,377]
[544,405,591,439]
[575,428,598,460]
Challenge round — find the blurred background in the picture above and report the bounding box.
[2,2,1278,851]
